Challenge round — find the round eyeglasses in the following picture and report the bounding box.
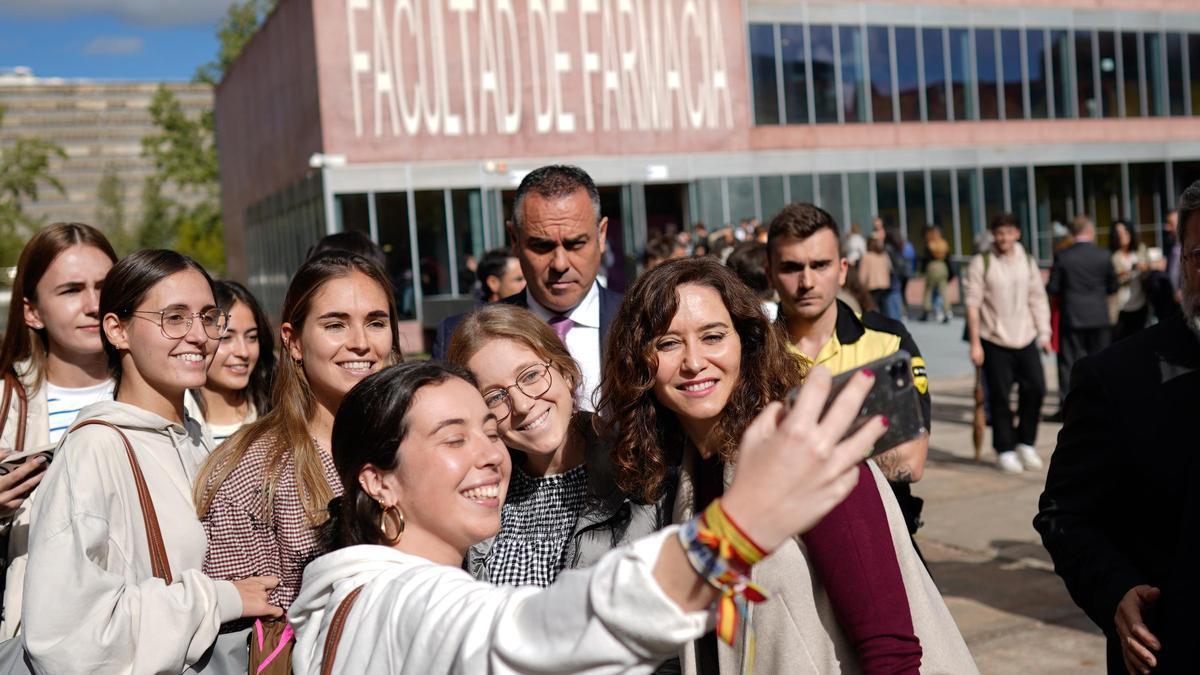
[481,362,553,422]
[127,308,229,340]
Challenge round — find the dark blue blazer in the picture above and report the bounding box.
[431,286,623,361]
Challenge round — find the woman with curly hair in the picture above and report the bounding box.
[597,257,974,674]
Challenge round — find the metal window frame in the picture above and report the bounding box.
[405,169,424,325]
[443,189,460,296]
[834,25,846,124]
[804,23,818,124]
[1182,32,1193,117]
[1116,29,1127,117]
[1138,32,1150,117]
[1001,165,1013,212]
[1091,29,1103,118]
[889,25,901,123]
[774,23,788,123]
[1120,162,1131,220]
[1045,28,1058,118]
[897,169,908,237]
[969,27,981,121]
[993,27,1005,120]
[1026,165,1039,259]
[1066,28,1079,118]
[1020,27,1032,119]
[917,25,928,122]
[943,27,956,120]
[841,173,852,230]
[950,169,962,256]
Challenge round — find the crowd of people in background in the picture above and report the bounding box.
[0,160,1195,674]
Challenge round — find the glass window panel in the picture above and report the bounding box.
[894,27,920,121]
[696,178,724,228]
[1034,165,1076,258]
[922,28,949,121]
[929,170,954,253]
[789,174,816,204]
[976,28,1000,120]
[847,172,873,234]
[1173,162,1200,207]
[780,25,810,124]
[903,172,927,243]
[376,192,416,320]
[1097,31,1119,118]
[450,189,486,292]
[335,193,370,234]
[1122,32,1143,117]
[1147,33,1168,116]
[728,177,756,223]
[876,172,901,233]
[1000,29,1024,119]
[1167,33,1186,116]
[759,175,786,222]
[1027,29,1049,119]
[868,26,894,122]
[413,190,451,297]
[810,25,838,123]
[839,26,868,123]
[1008,167,1032,248]
[1050,30,1075,118]
[749,24,781,125]
[1128,163,1167,245]
[1082,164,1122,231]
[982,168,1005,227]
[949,28,974,120]
[1076,30,1098,118]
[818,174,846,229]
[1191,34,1200,116]
[957,168,984,253]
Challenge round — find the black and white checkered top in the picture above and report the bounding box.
[486,463,589,587]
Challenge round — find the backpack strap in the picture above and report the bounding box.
[69,419,172,584]
[0,374,28,454]
[320,585,364,675]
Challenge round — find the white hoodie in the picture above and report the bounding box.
[289,527,710,675]
[21,400,242,675]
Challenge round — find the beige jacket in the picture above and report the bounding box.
[674,458,977,674]
[22,400,240,674]
[0,361,50,639]
[964,244,1052,349]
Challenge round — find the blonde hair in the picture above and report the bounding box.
[445,304,582,395]
[194,251,402,527]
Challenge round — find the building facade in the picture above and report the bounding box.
[0,68,212,230]
[215,0,1200,352]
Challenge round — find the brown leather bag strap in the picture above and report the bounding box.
[320,585,364,675]
[69,419,172,584]
[0,373,28,453]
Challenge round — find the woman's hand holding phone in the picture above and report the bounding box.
[0,448,48,520]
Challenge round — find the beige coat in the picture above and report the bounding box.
[0,361,50,639]
[673,458,977,674]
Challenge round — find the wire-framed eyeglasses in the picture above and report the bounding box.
[126,308,229,340]
[481,362,554,422]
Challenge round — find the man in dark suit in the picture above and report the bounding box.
[1035,180,1200,675]
[1046,214,1118,417]
[433,165,621,410]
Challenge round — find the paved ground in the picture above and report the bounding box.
[906,316,1107,674]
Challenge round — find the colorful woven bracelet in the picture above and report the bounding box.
[678,499,770,650]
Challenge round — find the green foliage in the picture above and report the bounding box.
[0,106,66,266]
[194,0,277,85]
[95,163,133,253]
[135,175,173,250]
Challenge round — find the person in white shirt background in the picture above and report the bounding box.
[186,280,276,447]
[288,359,885,674]
[0,222,118,639]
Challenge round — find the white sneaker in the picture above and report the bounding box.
[997,451,1024,474]
[1015,444,1044,471]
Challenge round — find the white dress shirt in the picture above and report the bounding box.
[526,282,602,411]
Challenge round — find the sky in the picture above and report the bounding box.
[0,0,237,81]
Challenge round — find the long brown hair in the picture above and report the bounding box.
[0,223,117,390]
[194,251,402,527]
[596,257,803,504]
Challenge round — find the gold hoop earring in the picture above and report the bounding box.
[378,501,405,545]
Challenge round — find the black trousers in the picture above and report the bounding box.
[1056,326,1112,406]
[981,339,1045,454]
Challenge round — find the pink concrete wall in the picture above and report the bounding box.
[216,0,325,282]
[310,0,754,162]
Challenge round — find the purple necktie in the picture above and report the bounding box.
[549,315,575,345]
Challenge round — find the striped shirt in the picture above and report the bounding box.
[46,380,114,443]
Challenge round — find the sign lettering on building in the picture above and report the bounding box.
[344,0,736,138]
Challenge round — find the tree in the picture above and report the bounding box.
[194,0,277,85]
[135,175,173,250]
[0,106,65,266]
[95,163,131,253]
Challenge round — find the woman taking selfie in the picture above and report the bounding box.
[446,304,666,586]
[0,222,117,638]
[21,250,279,674]
[289,359,883,674]
[597,257,974,674]
[186,281,275,446]
[194,252,401,668]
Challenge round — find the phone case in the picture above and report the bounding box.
[790,350,926,457]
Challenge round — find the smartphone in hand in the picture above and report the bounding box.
[0,444,55,477]
[787,350,926,457]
